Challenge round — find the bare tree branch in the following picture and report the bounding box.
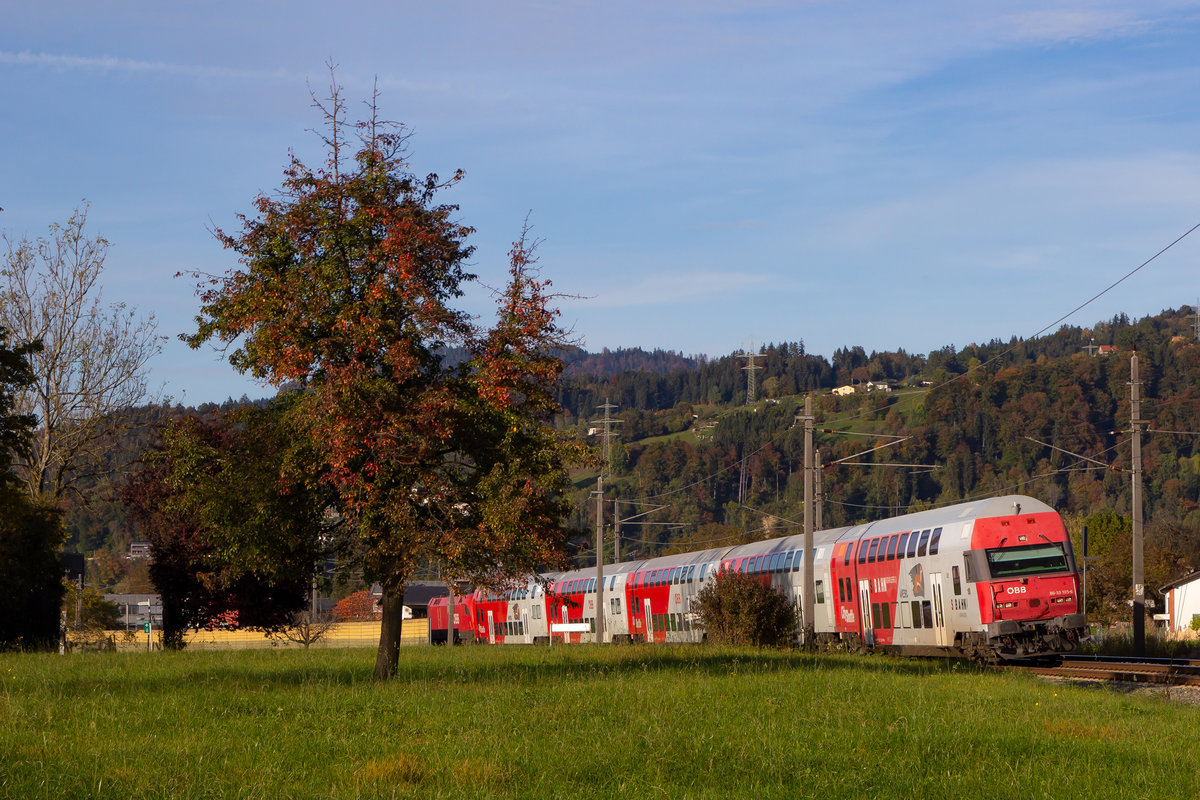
[0,203,164,503]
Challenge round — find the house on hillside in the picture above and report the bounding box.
[832,385,856,397]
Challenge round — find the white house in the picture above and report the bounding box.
[1161,571,1200,632]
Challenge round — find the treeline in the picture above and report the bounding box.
[66,306,1200,623]
[555,307,1200,622]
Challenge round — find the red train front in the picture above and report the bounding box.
[964,506,1085,659]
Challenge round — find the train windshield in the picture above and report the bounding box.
[984,543,1069,578]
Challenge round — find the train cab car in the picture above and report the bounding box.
[962,503,1084,659]
[830,495,1085,660]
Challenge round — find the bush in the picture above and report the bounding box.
[695,570,798,647]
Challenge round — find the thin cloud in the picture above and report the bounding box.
[570,271,772,308]
[0,50,291,82]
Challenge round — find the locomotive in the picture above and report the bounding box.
[428,494,1087,661]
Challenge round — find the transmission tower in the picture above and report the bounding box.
[740,340,762,404]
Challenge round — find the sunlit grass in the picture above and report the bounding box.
[1,645,1195,799]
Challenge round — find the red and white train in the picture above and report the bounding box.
[428,494,1087,661]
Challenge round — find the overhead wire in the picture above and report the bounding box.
[610,218,1200,523]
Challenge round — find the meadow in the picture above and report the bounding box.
[0,644,1195,799]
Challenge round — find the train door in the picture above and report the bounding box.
[858,580,874,646]
[522,610,530,644]
[644,606,653,643]
[487,609,495,644]
[930,573,948,647]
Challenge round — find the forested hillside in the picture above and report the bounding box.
[70,306,1200,620]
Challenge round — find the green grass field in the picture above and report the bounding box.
[1,645,1195,799]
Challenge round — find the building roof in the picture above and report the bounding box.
[1160,570,1200,593]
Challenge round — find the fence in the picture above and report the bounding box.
[69,619,431,653]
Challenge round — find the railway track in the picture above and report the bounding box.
[1011,655,1200,687]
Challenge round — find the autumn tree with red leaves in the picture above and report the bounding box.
[186,75,587,679]
[333,590,378,622]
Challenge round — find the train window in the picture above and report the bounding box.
[588,578,596,592]
[867,538,880,563]
[985,543,1069,578]
[871,603,881,629]
[911,601,922,628]
[917,529,931,557]
[669,567,679,584]
[816,580,824,604]
[952,566,961,595]
[783,551,794,571]
[837,578,845,603]
[897,532,909,559]
[699,564,708,582]
[929,527,943,555]
[793,551,803,572]
[880,602,891,629]
[922,601,933,628]
[886,534,899,561]
[687,565,696,582]
[900,601,911,628]
[533,606,541,620]
[906,533,919,559]
[857,542,867,565]
[775,553,787,572]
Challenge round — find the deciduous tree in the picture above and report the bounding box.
[122,400,333,648]
[186,75,587,678]
[1,204,162,503]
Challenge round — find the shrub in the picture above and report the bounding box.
[695,570,798,647]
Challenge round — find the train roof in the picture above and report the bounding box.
[539,494,1056,583]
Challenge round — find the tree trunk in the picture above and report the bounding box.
[373,587,406,680]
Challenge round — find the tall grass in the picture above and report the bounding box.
[1082,627,1200,659]
[1,645,1196,799]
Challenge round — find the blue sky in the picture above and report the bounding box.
[4,2,1200,404]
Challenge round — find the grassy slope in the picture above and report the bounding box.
[1,646,1194,799]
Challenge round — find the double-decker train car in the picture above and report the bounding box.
[433,494,1086,660]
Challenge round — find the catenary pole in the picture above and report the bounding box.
[802,394,815,648]
[1130,351,1145,656]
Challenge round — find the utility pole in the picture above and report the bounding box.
[1130,351,1145,656]
[613,499,621,563]
[801,394,815,649]
[591,400,621,643]
[814,447,823,531]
